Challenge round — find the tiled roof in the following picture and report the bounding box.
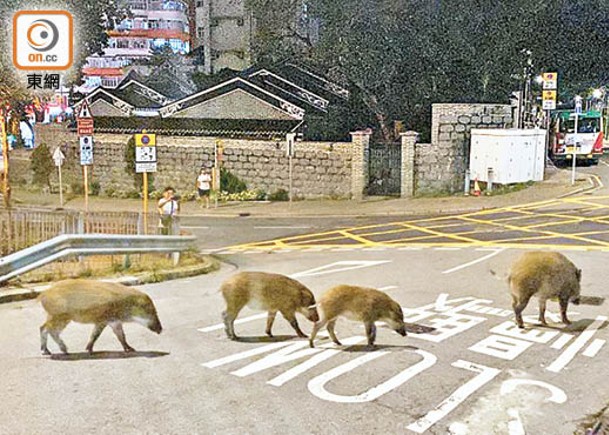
[82,67,124,77]
[77,116,301,139]
[107,29,190,42]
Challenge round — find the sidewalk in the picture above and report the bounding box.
[9,167,593,218]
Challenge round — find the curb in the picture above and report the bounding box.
[0,257,219,305]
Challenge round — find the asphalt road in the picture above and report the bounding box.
[1,246,607,434]
[2,161,609,434]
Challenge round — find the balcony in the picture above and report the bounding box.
[128,0,187,12]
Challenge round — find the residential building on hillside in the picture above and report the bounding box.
[81,0,191,92]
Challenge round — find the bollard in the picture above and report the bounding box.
[487,168,494,194]
[464,169,471,195]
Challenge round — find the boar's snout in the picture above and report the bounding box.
[307,307,319,323]
[571,296,581,306]
[395,325,407,337]
[150,318,163,334]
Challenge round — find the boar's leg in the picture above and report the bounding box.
[364,322,377,347]
[559,297,572,325]
[41,315,70,355]
[86,323,107,353]
[109,322,135,352]
[282,311,307,338]
[309,318,328,348]
[265,311,277,337]
[538,298,548,325]
[326,320,341,346]
[512,295,531,329]
[222,310,237,340]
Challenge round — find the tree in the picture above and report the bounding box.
[30,143,54,188]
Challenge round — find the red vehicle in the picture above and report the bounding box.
[550,109,604,165]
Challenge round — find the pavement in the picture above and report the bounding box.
[9,166,595,218]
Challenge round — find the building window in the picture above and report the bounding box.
[133,39,147,49]
[196,0,204,6]
[211,18,219,27]
[197,27,205,38]
[117,39,129,49]
[149,20,159,29]
[236,17,244,26]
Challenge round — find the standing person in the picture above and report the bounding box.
[19,117,35,150]
[157,187,180,235]
[195,168,212,209]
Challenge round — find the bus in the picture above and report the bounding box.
[549,109,604,165]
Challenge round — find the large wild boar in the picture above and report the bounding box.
[221,271,319,340]
[509,251,581,328]
[39,279,163,355]
[309,285,407,348]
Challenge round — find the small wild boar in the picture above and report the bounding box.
[509,251,581,329]
[39,279,163,355]
[309,285,407,348]
[221,271,319,340]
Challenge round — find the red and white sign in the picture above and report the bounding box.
[77,100,94,136]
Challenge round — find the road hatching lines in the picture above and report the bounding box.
[223,195,609,252]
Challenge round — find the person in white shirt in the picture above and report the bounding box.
[157,187,179,235]
[196,168,212,209]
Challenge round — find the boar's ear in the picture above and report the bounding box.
[576,269,582,281]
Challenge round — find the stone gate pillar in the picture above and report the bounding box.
[350,129,371,200]
[400,131,418,197]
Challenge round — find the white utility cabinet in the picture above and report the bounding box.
[469,128,546,184]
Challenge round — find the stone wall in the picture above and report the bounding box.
[34,124,357,199]
[414,103,513,195]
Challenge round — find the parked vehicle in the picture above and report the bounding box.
[549,109,604,165]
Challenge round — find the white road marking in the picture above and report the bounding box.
[202,341,290,368]
[435,247,462,251]
[507,409,526,435]
[546,315,608,372]
[180,226,210,229]
[583,338,606,357]
[407,360,501,433]
[308,349,437,403]
[550,334,574,350]
[254,226,312,229]
[267,336,366,387]
[290,260,391,278]
[500,379,567,404]
[198,313,267,333]
[398,247,424,250]
[442,249,505,274]
[468,335,533,360]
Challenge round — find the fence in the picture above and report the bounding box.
[0,208,160,256]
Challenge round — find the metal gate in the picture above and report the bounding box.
[366,143,402,196]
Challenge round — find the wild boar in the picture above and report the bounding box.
[509,251,581,328]
[39,279,163,355]
[221,271,319,340]
[309,285,407,348]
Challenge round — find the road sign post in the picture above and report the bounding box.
[52,147,65,206]
[135,132,157,233]
[286,133,296,204]
[77,100,94,214]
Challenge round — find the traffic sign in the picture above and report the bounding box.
[79,136,93,165]
[286,133,296,157]
[542,72,558,90]
[136,162,157,173]
[77,118,94,136]
[136,146,157,162]
[77,100,94,136]
[77,100,92,119]
[542,90,557,110]
[135,133,156,147]
[52,147,65,167]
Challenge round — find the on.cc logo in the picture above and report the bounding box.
[13,10,73,71]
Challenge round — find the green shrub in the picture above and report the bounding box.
[90,181,101,196]
[220,168,246,193]
[30,143,54,188]
[269,188,289,201]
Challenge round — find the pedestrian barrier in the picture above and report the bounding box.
[0,234,197,283]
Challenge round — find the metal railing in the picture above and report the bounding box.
[0,209,161,256]
[0,234,197,283]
